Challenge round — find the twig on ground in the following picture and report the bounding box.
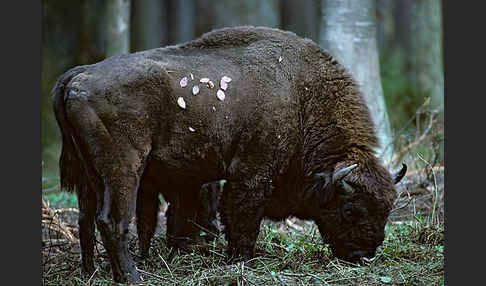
[417,153,439,225]
[285,218,305,232]
[42,198,79,244]
[55,208,79,214]
[158,254,174,279]
[85,267,98,286]
[391,189,412,214]
[390,107,437,165]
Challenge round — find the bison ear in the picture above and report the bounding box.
[392,163,407,184]
[312,172,332,193]
[340,180,355,194]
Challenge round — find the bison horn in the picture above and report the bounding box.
[392,163,407,184]
[332,164,358,184]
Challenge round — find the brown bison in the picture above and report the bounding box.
[53,26,406,283]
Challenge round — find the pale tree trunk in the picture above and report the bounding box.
[131,0,167,52]
[168,0,196,44]
[105,0,131,57]
[375,0,395,58]
[280,0,319,42]
[320,0,394,163]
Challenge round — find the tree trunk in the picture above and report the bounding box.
[280,0,319,42]
[105,0,131,57]
[320,0,394,163]
[375,0,395,58]
[168,0,196,45]
[77,0,105,64]
[42,1,83,175]
[131,0,167,52]
[194,0,279,37]
[406,0,444,113]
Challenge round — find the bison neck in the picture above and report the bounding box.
[262,155,329,221]
[262,176,326,221]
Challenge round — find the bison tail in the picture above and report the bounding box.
[51,66,88,194]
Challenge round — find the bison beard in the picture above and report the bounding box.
[52,26,406,283]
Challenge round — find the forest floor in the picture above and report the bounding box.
[42,158,444,285]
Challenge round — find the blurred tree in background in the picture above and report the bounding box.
[105,0,131,56]
[320,0,393,163]
[42,0,444,194]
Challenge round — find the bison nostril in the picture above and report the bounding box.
[350,250,366,258]
[365,249,376,259]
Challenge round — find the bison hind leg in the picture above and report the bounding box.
[76,182,97,275]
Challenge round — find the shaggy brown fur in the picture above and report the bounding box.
[52,26,405,283]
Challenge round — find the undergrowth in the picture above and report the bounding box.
[42,207,444,285]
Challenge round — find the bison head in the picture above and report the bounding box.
[311,163,406,263]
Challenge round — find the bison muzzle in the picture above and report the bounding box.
[52,26,406,283]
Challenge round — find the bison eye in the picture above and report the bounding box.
[342,204,353,217]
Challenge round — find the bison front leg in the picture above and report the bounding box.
[165,186,203,251]
[220,179,267,262]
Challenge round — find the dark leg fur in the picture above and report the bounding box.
[220,180,266,262]
[96,181,141,283]
[198,181,223,239]
[136,181,160,259]
[76,184,97,275]
[165,189,204,250]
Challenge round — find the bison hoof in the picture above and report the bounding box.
[137,248,150,260]
[80,262,95,277]
[114,268,142,284]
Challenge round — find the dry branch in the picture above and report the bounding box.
[42,198,79,244]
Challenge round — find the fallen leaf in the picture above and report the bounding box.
[207,80,215,88]
[216,90,225,101]
[278,56,283,63]
[188,127,196,132]
[190,73,194,80]
[221,76,232,83]
[177,97,186,109]
[200,77,210,83]
[180,77,188,87]
[220,79,228,90]
[192,85,200,95]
